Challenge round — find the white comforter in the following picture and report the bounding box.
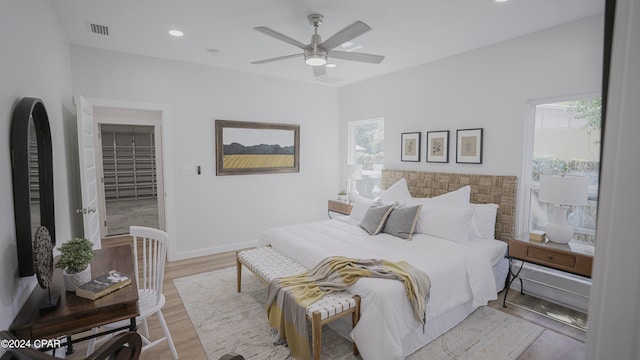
[258,219,505,360]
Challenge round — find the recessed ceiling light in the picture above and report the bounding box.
[326,63,337,68]
[494,0,509,2]
[168,29,184,37]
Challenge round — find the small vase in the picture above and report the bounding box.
[63,264,91,292]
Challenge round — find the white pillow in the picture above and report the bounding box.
[470,203,499,240]
[415,204,474,243]
[350,198,375,221]
[375,178,412,203]
[416,185,470,207]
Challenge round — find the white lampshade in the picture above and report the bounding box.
[539,175,588,205]
[346,164,363,180]
[539,175,587,244]
[345,164,362,202]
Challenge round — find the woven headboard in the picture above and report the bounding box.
[381,169,517,241]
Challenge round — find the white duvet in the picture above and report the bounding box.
[258,218,506,360]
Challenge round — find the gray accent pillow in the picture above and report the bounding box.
[359,204,394,235]
[383,204,423,240]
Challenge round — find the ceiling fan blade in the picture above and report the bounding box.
[319,21,371,50]
[254,26,308,49]
[312,65,326,77]
[328,50,384,64]
[251,53,304,65]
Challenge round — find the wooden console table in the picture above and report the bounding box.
[10,245,139,352]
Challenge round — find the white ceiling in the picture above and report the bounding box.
[51,0,605,87]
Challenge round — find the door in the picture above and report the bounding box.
[76,95,102,249]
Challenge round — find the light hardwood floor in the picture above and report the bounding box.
[67,237,587,360]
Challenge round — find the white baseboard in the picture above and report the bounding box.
[171,240,258,261]
[509,262,592,312]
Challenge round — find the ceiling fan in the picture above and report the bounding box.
[251,14,385,77]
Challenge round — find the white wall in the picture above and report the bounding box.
[0,1,75,330]
[70,46,340,260]
[340,15,603,183]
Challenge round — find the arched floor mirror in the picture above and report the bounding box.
[10,97,56,277]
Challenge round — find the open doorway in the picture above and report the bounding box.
[92,107,166,238]
[100,124,159,236]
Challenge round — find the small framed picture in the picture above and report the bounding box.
[456,128,483,164]
[401,132,421,162]
[426,130,449,163]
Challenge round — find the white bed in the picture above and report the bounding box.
[259,170,517,360]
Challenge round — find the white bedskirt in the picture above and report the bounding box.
[259,219,508,360]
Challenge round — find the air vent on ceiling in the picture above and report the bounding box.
[86,22,110,36]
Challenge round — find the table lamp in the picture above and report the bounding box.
[539,175,588,244]
[346,164,363,202]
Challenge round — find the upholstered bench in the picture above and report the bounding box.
[236,247,360,360]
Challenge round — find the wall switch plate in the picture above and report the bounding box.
[182,165,196,175]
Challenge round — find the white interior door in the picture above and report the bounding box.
[76,95,102,249]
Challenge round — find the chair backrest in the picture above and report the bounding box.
[130,226,169,305]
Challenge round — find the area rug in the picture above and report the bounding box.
[174,267,543,360]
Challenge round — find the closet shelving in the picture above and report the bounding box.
[29,140,40,201]
[101,129,157,201]
[29,140,41,232]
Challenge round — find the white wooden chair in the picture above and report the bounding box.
[87,226,178,359]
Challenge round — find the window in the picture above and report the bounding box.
[521,97,601,243]
[347,118,384,199]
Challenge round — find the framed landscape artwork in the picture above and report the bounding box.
[456,128,483,164]
[215,119,300,175]
[426,130,449,163]
[401,132,421,162]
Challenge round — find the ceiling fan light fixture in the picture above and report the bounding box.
[252,14,383,73]
[305,53,327,66]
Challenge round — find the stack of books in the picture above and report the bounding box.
[529,230,546,243]
[76,269,132,300]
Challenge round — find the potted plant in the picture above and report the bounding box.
[338,190,348,202]
[55,238,94,291]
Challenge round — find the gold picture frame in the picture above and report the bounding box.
[215,119,300,175]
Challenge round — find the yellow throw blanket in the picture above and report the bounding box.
[266,256,431,360]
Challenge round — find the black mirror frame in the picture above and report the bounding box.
[10,97,56,277]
